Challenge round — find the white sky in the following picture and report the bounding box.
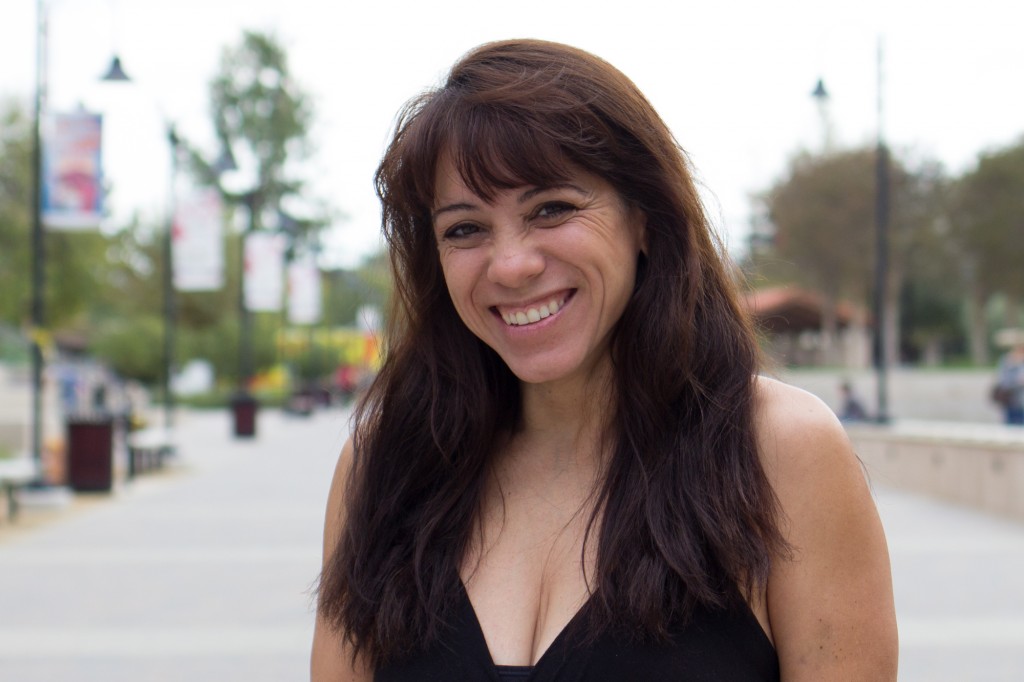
[2,0,1022,268]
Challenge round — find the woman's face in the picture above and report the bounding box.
[432,158,646,388]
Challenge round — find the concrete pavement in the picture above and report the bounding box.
[877,484,1024,681]
[0,406,1022,680]
[0,406,349,681]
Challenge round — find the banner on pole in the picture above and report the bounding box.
[287,253,322,325]
[173,188,224,291]
[244,232,286,312]
[42,111,105,230]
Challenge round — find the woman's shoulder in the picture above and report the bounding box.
[750,375,852,472]
[749,376,898,679]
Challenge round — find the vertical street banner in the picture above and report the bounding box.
[42,111,104,230]
[173,187,224,291]
[287,252,322,325]
[244,232,286,312]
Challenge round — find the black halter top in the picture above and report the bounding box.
[375,582,779,681]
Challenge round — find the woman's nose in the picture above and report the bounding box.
[486,232,544,288]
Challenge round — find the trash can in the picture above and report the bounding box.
[66,415,115,492]
[231,392,258,438]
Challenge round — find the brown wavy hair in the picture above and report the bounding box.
[317,39,785,666]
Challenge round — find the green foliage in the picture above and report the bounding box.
[91,316,163,383]
[208,31,316,234]
[762,148,876,300]
[46,231,110,326]
[0,99,125,332]
[949,139,1024,299]
[322,254,392,327]
[0,100,33,327]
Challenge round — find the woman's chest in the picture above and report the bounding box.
[460,488,598,666]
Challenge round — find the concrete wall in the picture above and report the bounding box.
[846,423,1024,521]
[780,368,1004,423]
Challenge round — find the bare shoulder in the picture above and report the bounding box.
[752,375,850,470]
[752,376,898,681]
[311,437,372,682]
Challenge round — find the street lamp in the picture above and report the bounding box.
[29,0,124,489]
[100,55,130,82]
[873,39,891,423]
[28,0,47,478]
[99,57,179,432]
[810,77,832,151]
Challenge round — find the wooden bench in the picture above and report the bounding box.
[126,428,176,479]
[0,457,40,522]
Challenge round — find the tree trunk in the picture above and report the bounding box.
[1005,293,1021,330]
[820,290,839,366]
[965,282,990,365]
[885,262,903,368]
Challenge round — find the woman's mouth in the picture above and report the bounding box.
[495,291,573,327]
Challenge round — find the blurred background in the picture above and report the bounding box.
[1,1,1023,680]
[1,0,1022,434]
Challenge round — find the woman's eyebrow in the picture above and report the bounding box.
[432,183,589,220]
[431,201,478,220]
[518,183,588,203]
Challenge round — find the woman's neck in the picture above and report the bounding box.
[512,364,615,473]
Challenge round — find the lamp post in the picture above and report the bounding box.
[226,187,259,438]
[29,1,125,488]
[874,39,891,423]
[811,77,832,152]
[29,0,47,477]
[162,127,180,429]
[99,56,178,432]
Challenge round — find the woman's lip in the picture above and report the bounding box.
[492,290,575,327]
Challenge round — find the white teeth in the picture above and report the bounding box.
[501,297,567,326]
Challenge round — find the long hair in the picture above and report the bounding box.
[317,39,786,665]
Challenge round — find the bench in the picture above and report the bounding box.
[126,428,176,478]
[0,457,40,522]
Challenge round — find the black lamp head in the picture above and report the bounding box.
[811,78,829,100]
[101,55,131,82]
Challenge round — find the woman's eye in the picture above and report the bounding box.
[534,202,576,221]
[441,222,479,241]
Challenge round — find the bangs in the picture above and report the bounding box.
[416,101,581,206]
[449,107,575,199]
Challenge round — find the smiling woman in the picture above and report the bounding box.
[312,39,897,682]
[432,167,644,387]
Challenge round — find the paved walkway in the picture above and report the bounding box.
[0,407,349,681]
[0,407,1022,681]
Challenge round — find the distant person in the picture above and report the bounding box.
[994,341,1024,425]
[58,366,79,415]
[838,381,869,422]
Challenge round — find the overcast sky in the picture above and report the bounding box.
[3,0,1022,268]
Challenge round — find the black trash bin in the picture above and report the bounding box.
[231,392,259,438]
[66,415,115,492]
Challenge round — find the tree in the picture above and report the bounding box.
[206,31,316,232]
[0,98,115,336]
[761,149,875,363]
[0,99,33,328]
[948,138,1024,362]
[759,146,949,366]
[186,31,333,382]
[322,252,392,328]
